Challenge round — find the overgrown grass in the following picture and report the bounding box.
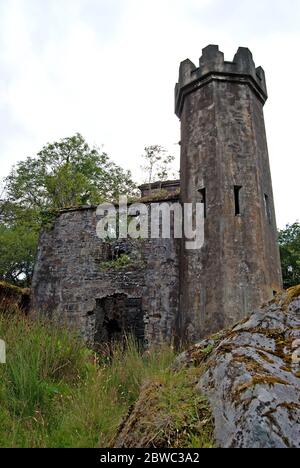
[0,313,214,448]
[112,367,215,448]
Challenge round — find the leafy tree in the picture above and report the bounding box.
[0,224,37,286]
[278,222,300,289]
[5,133,136,209]
[1,134,137,286]
[141,145,176,185]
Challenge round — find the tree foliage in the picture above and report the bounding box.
[279,222,300,289]
[0,199,40,287]
[141,145,176,185]
[0,224,37,287]
[0,134,137,286]
[5,133,136,209]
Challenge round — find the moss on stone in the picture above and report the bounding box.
[0,281,29,297]
[0,281,30,313]
[235,375,290,396]
[282,284,300,307]
[136,188,181,204]
[231,353,267,375]
[112,367,215,449]
[256,350,275,365]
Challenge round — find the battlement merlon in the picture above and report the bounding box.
[175,45,268,117]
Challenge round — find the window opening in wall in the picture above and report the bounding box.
[198,188,206,218]
[264,193,272,224]
[234,186,242,216]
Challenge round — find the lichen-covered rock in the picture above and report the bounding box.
[176,286,300,448]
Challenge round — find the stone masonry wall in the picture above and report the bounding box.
[175,45,282,343]
[31,201,180,347]
[32,44,283,349]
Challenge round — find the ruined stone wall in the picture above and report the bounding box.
[31,202,180,347]
[32,44,283,349]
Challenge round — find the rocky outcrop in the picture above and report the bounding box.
[114,286,300,448]
[173,286,300,448]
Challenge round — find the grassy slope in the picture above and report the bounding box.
[0,313,214,448]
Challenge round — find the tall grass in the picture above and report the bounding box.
[0,313,175,447]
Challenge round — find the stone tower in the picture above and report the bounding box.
[175,45,282,343]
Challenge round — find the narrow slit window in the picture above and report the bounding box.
[234,186,242,216]
[198,188,206,218]
[264,194,272,224]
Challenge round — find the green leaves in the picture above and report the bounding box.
[279,222,300,289]
[99,254,133,271]
[5,133,137,209]
[0,133,137,286]
[0,223,38,286]
[141,145,176,184]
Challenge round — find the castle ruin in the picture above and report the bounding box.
[31,45,282,346]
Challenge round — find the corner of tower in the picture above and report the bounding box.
[255,66,268,98]
[199,44,225,74]
[175,44,268,118]
[179,58,197,87]
[232,47,268,98]
[175,59,197,115]
[233,47,255,74]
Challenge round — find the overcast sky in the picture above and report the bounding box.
[0,0,299,227]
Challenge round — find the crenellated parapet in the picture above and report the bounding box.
[175,45,268,117]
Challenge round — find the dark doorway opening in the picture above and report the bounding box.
[94,294,144,346]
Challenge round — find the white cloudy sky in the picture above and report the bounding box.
[0,0,299,227]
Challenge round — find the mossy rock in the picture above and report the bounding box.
[112,368,215,449]
[172,287,300,448]
[0,281,30,314]
[282,284,300,307]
